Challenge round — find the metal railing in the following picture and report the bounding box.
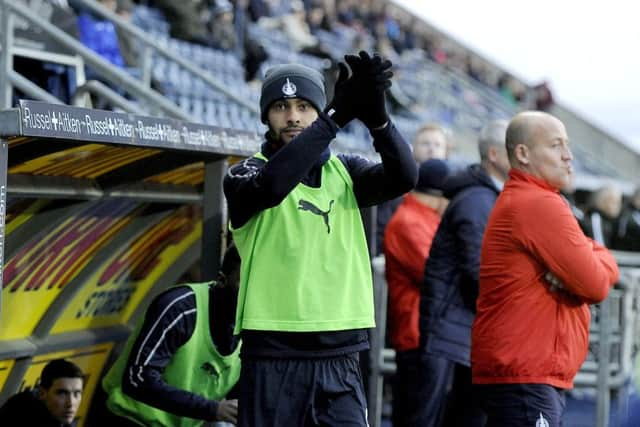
[0,0,259,119]
[368,252,640,427]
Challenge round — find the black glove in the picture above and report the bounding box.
[345,51,393,129]
[324,62,357,128]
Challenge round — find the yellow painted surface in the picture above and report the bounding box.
[0,358,15,391]
[0,200,139,340]
[51,205,202,333]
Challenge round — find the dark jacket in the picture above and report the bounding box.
[224,114,417,358]
[613,204,640,251]
[0,389,77,427]
[117,284,238,420]
[419,164,500,366]
[580,209,616,247]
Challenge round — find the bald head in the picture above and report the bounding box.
[589,185,622,219]
[505,111,573,189]
[506,111,563,163]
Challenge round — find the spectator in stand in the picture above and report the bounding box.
[472,111,619,426]
[226,0,269,82]
[257,0,330,59]
[336,0,356,25]
[209,0,237,51]
[102,244,242,427]
[497,73,518,107]
[13,0,79,104]
[113,0,140,69]
[307,1,336,34]
[580,184,623,246]
[418,119,510,427]
[384,158,450,427]
[223,52,416,426]
[76,0,126,69]
[426,35,448,65]
[246,0,271,22]
[613,186,640,251]
[151,0,207,44]
[533,80,555,111]
[375,123,449,254]
[72,0,140,106]
[0,359,84,427]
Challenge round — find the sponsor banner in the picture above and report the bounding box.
[51,205,202,333]
[0,200,140,340]
[18,101,261,155]
[20,343,113,427]
[0,141,6,288]
[4,198,51,235]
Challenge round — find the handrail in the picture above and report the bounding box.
[8,69,64,105]
[70,0,260,114]
[71,79,146,115]
[0,0,192,120]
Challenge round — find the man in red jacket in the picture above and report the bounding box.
[383,158,449,427]
[471,111,620,427]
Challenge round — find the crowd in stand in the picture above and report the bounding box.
[19,0,552,112]
[142,0,541,106]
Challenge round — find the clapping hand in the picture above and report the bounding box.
[344,51,393,129]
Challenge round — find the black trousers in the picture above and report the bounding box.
[238,353,368,427]
[474,383,566,427]
[393,350,484,427]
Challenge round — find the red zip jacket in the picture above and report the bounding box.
[384,194,441,351]
[472,169,619,389]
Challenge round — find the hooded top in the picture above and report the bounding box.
[420,163,501,366]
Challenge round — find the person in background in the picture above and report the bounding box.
[613,186,640,251]
[223,51,417,426]
[0,358,84,427]
[383,158,450,427]
[209,0,238,51]
[580,184,623,246]
[102,244,242,427]
[149,0,213,46]
[375,122,449,254]
[114,0,139,68]
[533,80,554,111]
[418,119,510,427]
[75,0,126,69]
[472,111,619,426]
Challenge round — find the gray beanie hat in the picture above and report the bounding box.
[260,64,326,123]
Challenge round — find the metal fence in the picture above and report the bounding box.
[367,252,640,427]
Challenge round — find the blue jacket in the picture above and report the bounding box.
[419,163,500,366]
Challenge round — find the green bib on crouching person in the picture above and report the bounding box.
[231,153,375,333]
[102,283,241,427]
